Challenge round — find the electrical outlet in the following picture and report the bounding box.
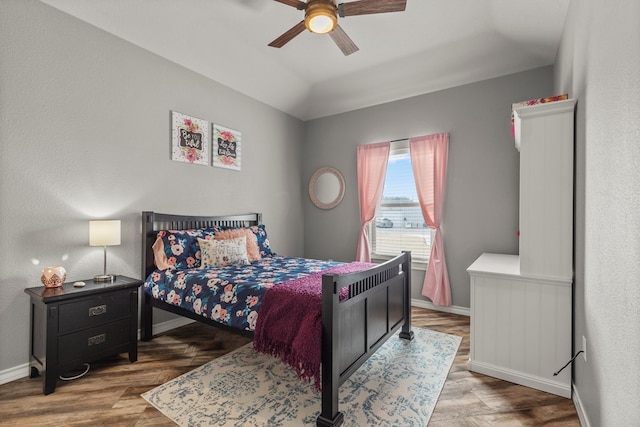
[582,336,587,362]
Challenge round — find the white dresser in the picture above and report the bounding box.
[468,99,576,398]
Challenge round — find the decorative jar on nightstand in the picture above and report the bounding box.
[40,266,67,288]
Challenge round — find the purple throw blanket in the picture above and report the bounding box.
[253,262,374,390]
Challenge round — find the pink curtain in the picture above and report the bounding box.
[356,142,390,262]
[410,133,451,306]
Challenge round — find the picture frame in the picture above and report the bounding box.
[171,111,209,165]
[212,124,241,171]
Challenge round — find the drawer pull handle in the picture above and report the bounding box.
[88,333,106,346]
[89,305,107,316]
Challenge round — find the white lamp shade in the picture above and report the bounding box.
[89,220,121,247]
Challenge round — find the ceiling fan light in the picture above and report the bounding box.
[305,2,337,34]
[308,15,335,34]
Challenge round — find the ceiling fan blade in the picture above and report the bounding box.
[273,0,307,10]
[268,20,307,48]
[338,0,406,17]
[329,25,359,56]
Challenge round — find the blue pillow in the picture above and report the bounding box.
[249,224,275,257]
[152,227,220,270]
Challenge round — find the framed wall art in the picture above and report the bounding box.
[212,124,241,171]
[171,111,209,165]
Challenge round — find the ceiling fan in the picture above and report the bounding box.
[269,0,407,56]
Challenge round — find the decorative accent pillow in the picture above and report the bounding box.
[152,228,220,270]
[199,236,250,268]
[214,228,261,262]
[248,224,275,257]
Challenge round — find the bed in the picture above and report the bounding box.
[140,211,413,427]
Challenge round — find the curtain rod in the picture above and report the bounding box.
[389,137,410,143]
[390,132,449,143]
[360,132,448,146]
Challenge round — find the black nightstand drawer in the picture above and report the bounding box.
[58,318,130,367]
[58,291,131,334]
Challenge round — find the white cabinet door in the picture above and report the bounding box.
[515,99,576,280]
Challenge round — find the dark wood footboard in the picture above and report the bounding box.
[317,252,413,427]
[140,212,413,427]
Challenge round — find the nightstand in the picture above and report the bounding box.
[24,276,142,395]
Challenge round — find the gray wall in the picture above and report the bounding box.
[555,0,640,425]
[0,0,566,386]
[302,67,553,307]
[0,0,304,373]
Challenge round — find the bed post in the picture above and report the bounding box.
[140,211,154,341]
[140,293,153,341]
[399,251,414,341]
[317,273,344,427]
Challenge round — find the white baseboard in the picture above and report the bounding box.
[148,316,195,337]
[412,298,470,316]
[0,362,30,387]
[572,383,590,427]
[469,359,571,398]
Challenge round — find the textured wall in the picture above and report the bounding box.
[555,0,640,425]
[0,0,304,373]
[302,67,554,308]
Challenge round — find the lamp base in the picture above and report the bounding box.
[93,274,116,283]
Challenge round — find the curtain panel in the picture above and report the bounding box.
[356,141,390,262]
[410,133,452,306]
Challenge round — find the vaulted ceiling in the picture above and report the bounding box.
[40,0,570,120]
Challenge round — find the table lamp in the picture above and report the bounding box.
[89,220,121,282]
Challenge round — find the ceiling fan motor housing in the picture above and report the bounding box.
[305,0,338,34]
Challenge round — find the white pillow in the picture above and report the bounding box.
[198,236,249,268]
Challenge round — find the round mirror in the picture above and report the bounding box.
[309,167,345,209]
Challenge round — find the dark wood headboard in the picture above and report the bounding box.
[141,211,262,280]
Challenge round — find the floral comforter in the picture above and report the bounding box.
[143,256,342,332]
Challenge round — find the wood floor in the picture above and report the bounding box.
[0,307,580,426]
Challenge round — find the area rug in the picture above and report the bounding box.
[141,327,461,426]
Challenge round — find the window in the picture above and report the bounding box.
[372,140,432,263]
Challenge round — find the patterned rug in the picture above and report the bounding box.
[142,327,461,426]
